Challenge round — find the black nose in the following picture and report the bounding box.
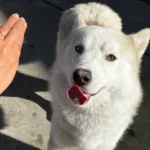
[73,69,92,86]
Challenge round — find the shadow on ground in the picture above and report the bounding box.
[0,107,7,130]
[0,0,60,67]
[0,0,57,122]
[0,105,40,150]
[0,133,40,150]
[1,71,52,122]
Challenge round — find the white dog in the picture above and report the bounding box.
[48,2,150,150]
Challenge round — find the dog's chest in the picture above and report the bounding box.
[58,104,128,149]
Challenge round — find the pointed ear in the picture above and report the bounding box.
[130,28,150,58]
[58,8,85,40]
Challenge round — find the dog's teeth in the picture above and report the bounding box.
[74,98,80,104]
[74,98,79,102]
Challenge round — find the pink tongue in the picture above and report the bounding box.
[67,85,90,105]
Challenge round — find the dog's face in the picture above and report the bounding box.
[57,26,149,97]
[54,3,150,104]
[63,26,124,94]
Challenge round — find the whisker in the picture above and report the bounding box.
[51,68,61,73]
[72,60,78,67]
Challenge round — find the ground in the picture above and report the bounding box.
[0,0,150,150]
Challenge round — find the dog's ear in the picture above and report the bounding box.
[57,3,122,41]
[130,28,150,58]
[58,8,85,41]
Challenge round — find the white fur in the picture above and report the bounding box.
[48,2,150,150]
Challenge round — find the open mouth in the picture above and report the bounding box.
[67,85,102,105]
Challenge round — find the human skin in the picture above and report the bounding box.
[0,13,27,94]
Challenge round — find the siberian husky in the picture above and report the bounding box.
[48,2,150,150]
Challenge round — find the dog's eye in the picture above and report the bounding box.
[106,54,116,61]
[75,45,84,54]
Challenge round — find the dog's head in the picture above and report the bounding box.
[55,3,150,104]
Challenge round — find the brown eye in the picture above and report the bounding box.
[75,45,84,54]
[106,54,116,61]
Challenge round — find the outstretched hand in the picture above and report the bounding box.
[0,14,27,94]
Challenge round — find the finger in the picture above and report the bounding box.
[0,13,19,40]
[12,42,22,58]
[5,17,27,47]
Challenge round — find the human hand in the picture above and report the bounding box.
[0,14,27,94]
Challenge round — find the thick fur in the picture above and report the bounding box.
[48,2,150,150]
